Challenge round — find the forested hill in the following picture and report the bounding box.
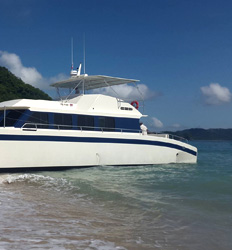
[163,128,232,140]
[0,67,51,102]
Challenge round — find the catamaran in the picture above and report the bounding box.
[0,65,197,169]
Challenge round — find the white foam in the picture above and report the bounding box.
[83,239,127,250]
[4,174,52,183]
[0,173,71,190]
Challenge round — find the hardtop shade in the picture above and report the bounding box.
[50,75,139,90]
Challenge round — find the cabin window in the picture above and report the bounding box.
[0,111,4,123]
[115,117,140,132]
[120,107,133,111]
[77,115,94,130]
[0,109,26,127]
[54,113,72,130]
[99,117,115,131]
[24,112,49,129]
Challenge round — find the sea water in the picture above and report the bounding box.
[0,141,231,250]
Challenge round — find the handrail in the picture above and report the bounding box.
[21,123,189,143]
[148,132,188,143]
[21,122,142,134]
[168,134,188,143]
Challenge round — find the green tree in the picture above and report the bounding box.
[0,67,52,102]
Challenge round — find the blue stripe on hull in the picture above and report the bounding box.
[0,134,197,156]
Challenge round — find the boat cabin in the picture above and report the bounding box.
[0,94,142,133]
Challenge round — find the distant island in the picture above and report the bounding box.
[0,66,51,102]
[162,128,232,140]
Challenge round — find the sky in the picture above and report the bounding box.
[0,0,232,131]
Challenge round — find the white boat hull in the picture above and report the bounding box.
[0,128,197,169]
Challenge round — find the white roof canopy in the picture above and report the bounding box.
[50,75,139,90]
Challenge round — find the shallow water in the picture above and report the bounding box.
[0,141,231,249]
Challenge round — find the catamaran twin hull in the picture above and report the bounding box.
[0,129,197,169]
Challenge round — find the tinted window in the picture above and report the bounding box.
[54,113,72,130]
[115,117,140,132]
[25,112,49,129]
[0,109,26,127]
[0,111,4,123]
[54,113,62,126]
[62,114,72,129]
[77,115,94,130]
[99,117,115,131]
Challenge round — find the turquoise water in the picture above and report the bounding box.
[0,141,231,249]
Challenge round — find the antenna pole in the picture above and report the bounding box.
[83,33,86,95]
[83,33,86,75]
[71,37,74,69]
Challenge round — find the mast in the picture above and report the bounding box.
[83,33,86,75]
[83,33,86,94]
[71,37,73,70]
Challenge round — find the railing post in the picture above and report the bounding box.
[3,106,6,128]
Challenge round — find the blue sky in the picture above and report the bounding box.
[0,0,232,131]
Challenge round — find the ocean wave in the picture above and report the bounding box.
[0,173,76,192]
[0,238,128,250]
[80,239,127,250]
[3,173,66,183]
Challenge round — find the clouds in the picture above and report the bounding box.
[92,83,160,101]
[0,51,67,92]
[0,51,43,86]
[200,83,231,105]
[151,117,163,128]
[0,50,158,101]
[2,49,232,110]
[148,82,232,131]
